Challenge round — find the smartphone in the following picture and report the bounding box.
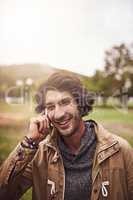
[45,108,53,128]
[37,109,53,134]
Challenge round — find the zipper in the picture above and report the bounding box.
[56,148,65,200]
[92,140,119,185]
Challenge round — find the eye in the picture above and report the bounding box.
[60,98,72,106]
[46,105,55,111]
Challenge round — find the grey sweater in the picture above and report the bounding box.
[58,120,97,200]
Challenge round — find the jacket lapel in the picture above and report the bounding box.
[92,123,120,184]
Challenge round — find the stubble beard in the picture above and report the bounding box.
[57,115,81,138]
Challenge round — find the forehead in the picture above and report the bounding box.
[45,90,73,104]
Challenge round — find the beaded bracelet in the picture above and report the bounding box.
[21,136,39,149]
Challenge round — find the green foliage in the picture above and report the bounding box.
[82,43,133,106]
[87,107,133,124]
[85,108,133,146]
[104,43,133,95]
[21,189,32,200]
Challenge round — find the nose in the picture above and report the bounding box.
[53,105,65,121]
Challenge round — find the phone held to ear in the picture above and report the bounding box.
[36,109,54,135]
[45,108,54,129]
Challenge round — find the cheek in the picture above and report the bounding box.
[69,103,78,112]
[72,105,80,115]
[69,109,80,121]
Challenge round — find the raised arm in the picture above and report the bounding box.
[0,114,50,199]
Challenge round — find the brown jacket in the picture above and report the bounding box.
[0,121,133,200]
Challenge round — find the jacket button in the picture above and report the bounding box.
[94,188,98,193]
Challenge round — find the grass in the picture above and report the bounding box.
[88,107,133,124]
[87,107,133,146]
[0,127,32,200]
[0,101,30,114]
[0,127,24,161]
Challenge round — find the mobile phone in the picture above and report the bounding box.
[36,109,53,134]
[44,108,54,131]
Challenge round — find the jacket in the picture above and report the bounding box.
[0,121,133,200]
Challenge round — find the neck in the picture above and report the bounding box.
[62,120,85,154]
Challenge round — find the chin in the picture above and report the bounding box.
[59,128,75,137]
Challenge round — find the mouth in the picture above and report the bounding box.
[56,119,71,129]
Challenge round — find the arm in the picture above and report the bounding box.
[123,144,133,199]
[0,113,50,199]
[120,138,133,200]
[0,142,37,199]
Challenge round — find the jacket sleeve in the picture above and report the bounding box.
[122,141,133,199]
[0,142,37,199]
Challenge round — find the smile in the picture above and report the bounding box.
[57,119,71,128]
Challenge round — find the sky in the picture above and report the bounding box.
[0,0,133,75]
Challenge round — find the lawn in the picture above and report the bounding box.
[88,107,133,146]
[89,107,133,124]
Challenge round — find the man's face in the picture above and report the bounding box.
[45,90,81,137]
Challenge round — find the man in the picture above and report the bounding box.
[0,71,133,200]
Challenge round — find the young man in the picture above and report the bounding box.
[0,72,133,200]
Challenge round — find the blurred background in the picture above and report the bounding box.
[0,0,133,199]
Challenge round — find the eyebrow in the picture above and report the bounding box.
[45,97,72,106]
[45,102,54,106]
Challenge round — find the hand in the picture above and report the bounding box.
[27,114,51,142]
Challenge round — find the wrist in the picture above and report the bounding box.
[21,136,39,149]
[26,133,39,141]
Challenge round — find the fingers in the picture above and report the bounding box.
[28,113,52,141]
[31,115,50,133]
[39,116,48,132]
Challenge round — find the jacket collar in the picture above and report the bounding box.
[93,122,120,164]
[41,120,120,162]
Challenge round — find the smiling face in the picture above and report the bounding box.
[45,89,82,137]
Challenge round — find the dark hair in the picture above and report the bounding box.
[35,71,95,117]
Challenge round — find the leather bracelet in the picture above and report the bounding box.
[21,136,39,149]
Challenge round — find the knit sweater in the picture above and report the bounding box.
[58,120,97,200]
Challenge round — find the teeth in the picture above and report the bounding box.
[59,120,69,125]
[60,122,67,125]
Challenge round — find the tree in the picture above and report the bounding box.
[104,43,133,85]
[82,70,114,106]
[104,43,133,107]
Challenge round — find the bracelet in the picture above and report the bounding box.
[21,136,39,149]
